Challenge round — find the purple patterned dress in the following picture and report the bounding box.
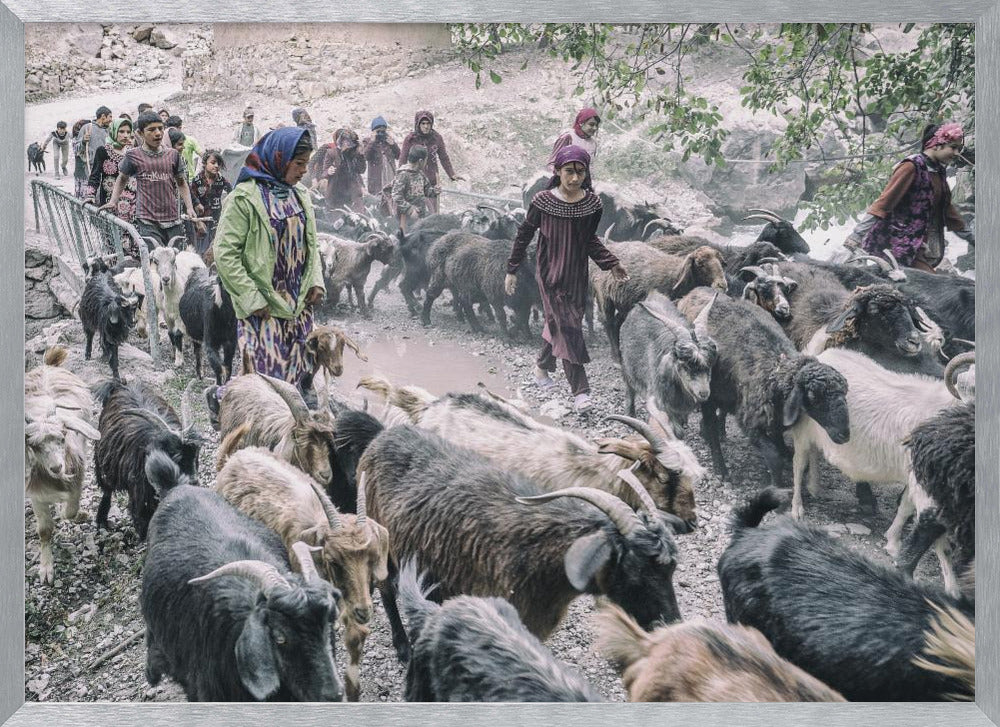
[236,184,314,386]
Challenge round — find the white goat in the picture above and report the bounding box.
[787,348,955,523]
[114,266,162,339]
[24,347,101,584]
[148,247,206,367]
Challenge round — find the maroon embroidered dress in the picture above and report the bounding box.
[237,184,314,386]
[508,189,619,364]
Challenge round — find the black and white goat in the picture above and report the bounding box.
[79,268,142,381]
[178,267,237,385]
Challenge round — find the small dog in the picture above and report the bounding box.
[27,142,46,174]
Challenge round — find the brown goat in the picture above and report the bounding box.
[216,435,390,702]
[305,325,367,408]
[595,604,846,702]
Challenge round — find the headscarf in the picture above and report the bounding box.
[237,126,308,192]
[548,146,593,190]
[371,115,388,131]
[573,108,600,139]
[292,107,308,125]
[924,122,964,150]
[413,110,435,136]
[106,117,132,151]
[336,128,359,151]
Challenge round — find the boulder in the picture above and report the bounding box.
[149,27,179,50]
[133,24,153,43]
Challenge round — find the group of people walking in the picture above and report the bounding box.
[34,99,971,413]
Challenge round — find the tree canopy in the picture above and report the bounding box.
[450,23,974,228]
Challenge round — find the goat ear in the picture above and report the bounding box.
[62,417,101,441]
[371,524,390,582]
[235,608,281,700]
[298,524,326,547]
[565,531,612,592]
[596,438,643,460]
[782,385,803,427]
[668,257,696,301]
[826,301,859,333]
[741,283,759,304]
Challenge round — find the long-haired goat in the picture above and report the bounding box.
[718,487,974,701]
[178,267,237,385]
[25,347,101,583]
[148,246,206,368]
[217,372,336,489]
[677,287,850,488]
[93,378,202,540]
[347,422,682,663]
[359,376,703,532]
[141,455,345,702]
[79,269,142,381]
[215,437,389,702]
[398,560,602,702]
[594,603,845,702]
[318,231,395,317]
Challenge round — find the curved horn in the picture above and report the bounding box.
[605,414,664,453]
[616,468,658,519]
[307,477,342,531]
[642,218,673,239]
[257,373,311,424]
[743,213,781,225]
[692,293,716,342]
[355,470,368,525]
[516,487,642,537]
[756,256,784,265]
[637,300,689,338]
[945,352,976,400]
[476,203,508,217]
[747,208,785,221]
[291,541,323,583]
[603,222,615,243]
[119,408,177,434]
[180,379,197,431]
[739,265,768,280]
[951,338,975,348]
[883,249,901,271]
[188,560,291,596]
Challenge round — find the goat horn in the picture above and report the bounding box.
[693,293,716,343]
[337,330,368,362]
[743,213,781,225]
[603,222,615,243]
[119,408,178,434]
[642,218,672,239]
[256,373,311,424]
[355,470,368,525]
[476,203,507,217]
[615,467,658,519]
[637,300,689,338]
[307,477,342,531]
[739,265,768,280]
[516,487,642,537]
[291,541,323,583]
[747,208,785,221]
[951,338,975,348]
[944,352,975,400]
[188,560,291,596]
[605,414,663,455]
[756,256,783,265]
[180,379,197,431]
[883,249,901,270]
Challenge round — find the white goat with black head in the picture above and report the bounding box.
[25,347,101,583]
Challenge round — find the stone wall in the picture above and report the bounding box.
[25,242,77,337]
[183,23,454,102]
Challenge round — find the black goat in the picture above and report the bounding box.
[718,487,975,701]
[676,287,849,488]
[179,267,237,385]
[397,560,602,702]
[393,215,464,314]
[352,423,681,663]
[743,209,810,255]
[93,379,202,540]
[141,453,345,702]
[731,263,797,323]
[327,407,384,514]
[896,268,975,358]
[79,271,142,381]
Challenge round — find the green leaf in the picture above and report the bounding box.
[489,70,503,84]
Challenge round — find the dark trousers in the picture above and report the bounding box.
[135,219,186,249]
[537,341,590,396]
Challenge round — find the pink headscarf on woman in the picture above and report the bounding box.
[923,122,964,150]
[573,108,600,138]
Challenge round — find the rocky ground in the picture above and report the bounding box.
[23,257,945,704]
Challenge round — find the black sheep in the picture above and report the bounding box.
[397,560,602,702]
[93,379,202,540]
[179,267,237,385]
[79,271,142,381]
[718,487,974,701]
[141,452,344,702]
[676,287,849,488]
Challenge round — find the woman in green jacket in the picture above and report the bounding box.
[209,126,325,412]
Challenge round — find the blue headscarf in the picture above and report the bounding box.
[237,127,308,192]
[371,115,388,131]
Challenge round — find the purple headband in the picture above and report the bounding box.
[924,122,964,150]
[553,145,591,169]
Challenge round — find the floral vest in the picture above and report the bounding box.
[862,153,949,266]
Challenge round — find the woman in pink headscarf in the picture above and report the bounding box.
[546,108,601,172]
[849,122,975,272]
[506,146,628,413]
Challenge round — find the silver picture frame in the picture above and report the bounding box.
[4,3,997,725]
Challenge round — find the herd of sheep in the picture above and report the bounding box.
[24,199,975,702]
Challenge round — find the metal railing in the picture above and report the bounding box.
[30,180,161,364]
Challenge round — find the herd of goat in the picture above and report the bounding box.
[24,195,976,702]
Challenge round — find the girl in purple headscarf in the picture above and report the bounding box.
[850,122,975,272]
[507,146,629,412]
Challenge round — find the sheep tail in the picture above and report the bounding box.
[593,602,651,670]
[396,558,440,643]
[43,346,68,368]
[356,376,432,422]
[913,601,975,700]
[216,422,252,471]
[732,487,787,529]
